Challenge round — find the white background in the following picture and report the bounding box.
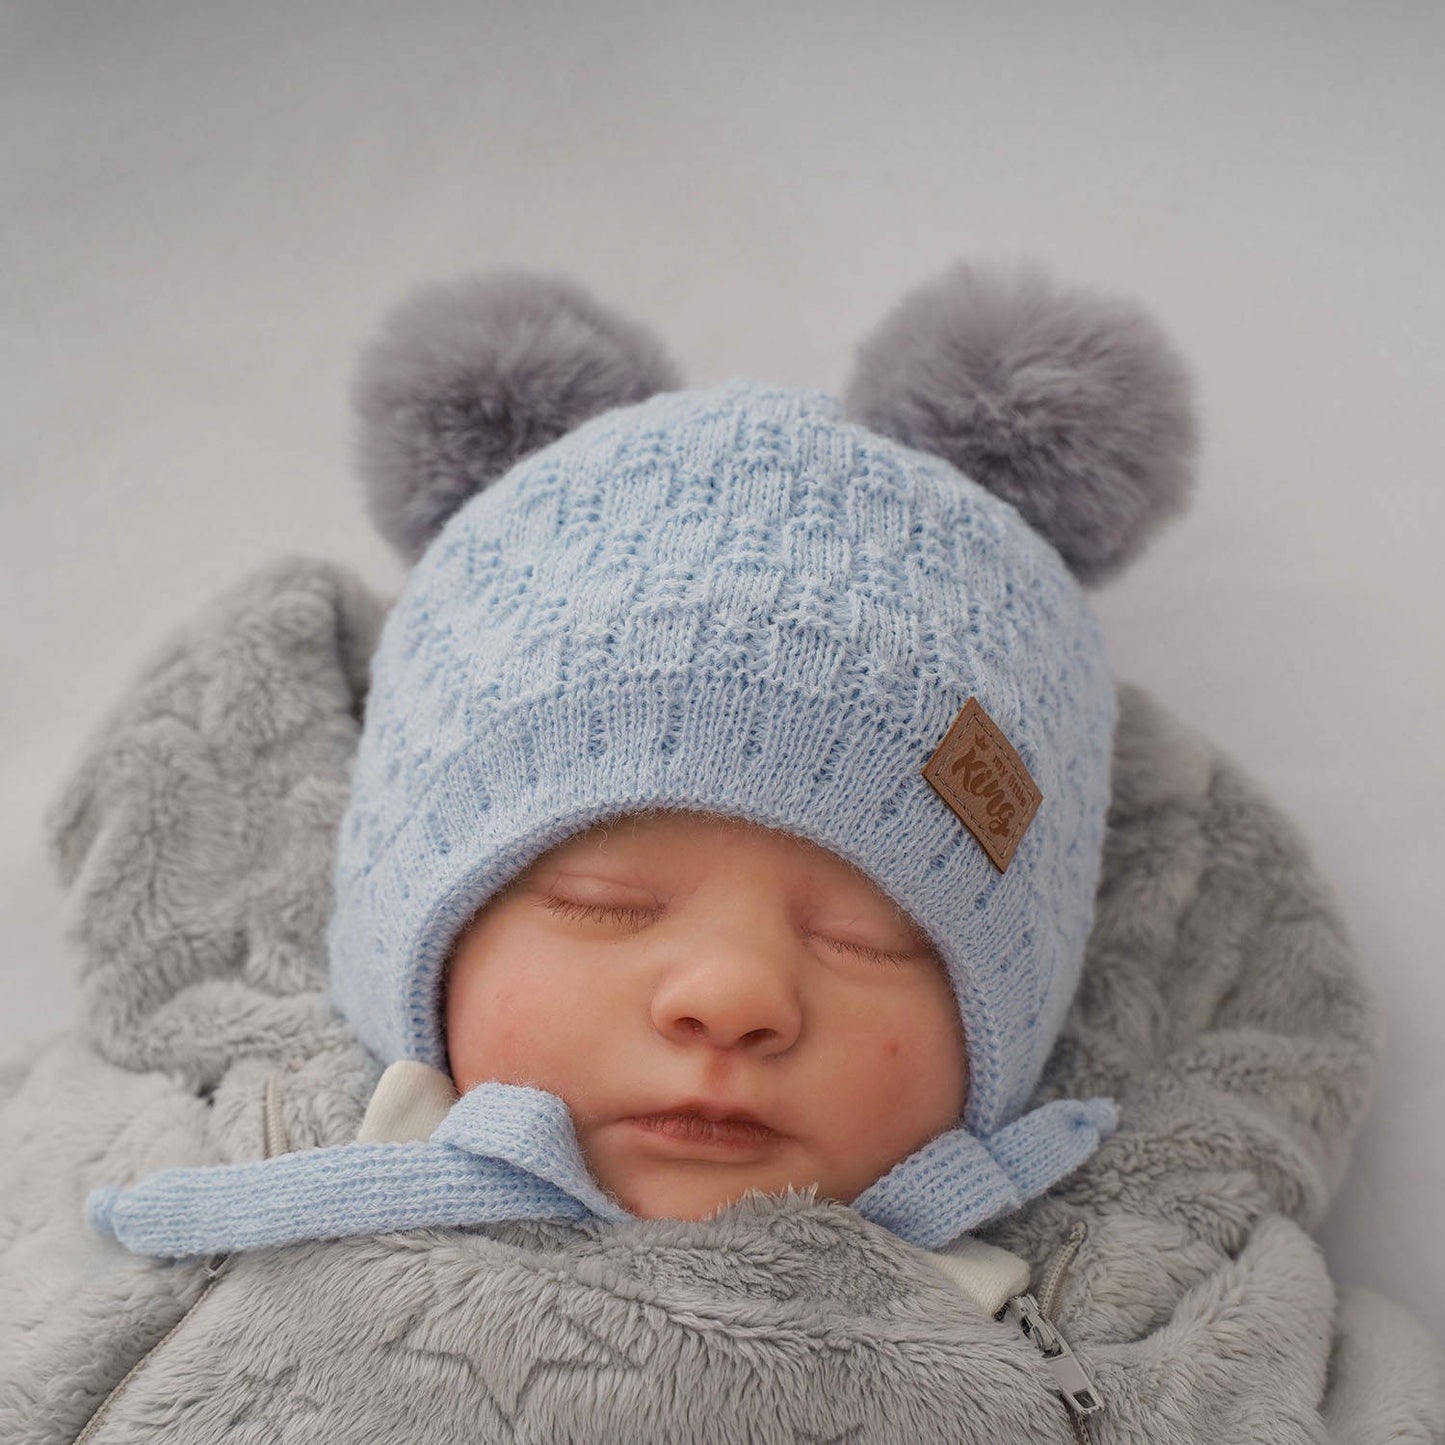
[4,2,1442,1338]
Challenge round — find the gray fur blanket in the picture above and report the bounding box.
[2,558,1442,1444]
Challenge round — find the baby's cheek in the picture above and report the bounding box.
[831,1034,916,1131]
[832,1024,964,1157]
[448,978,565,1091]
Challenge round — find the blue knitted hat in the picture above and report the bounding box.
[328,263,1197,1206]
[84,264,1201,1263]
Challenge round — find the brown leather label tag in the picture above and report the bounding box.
[921,698,1042,872]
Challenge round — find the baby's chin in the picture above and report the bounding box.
[590,1156,845,1222]
[617,1175,826,1222]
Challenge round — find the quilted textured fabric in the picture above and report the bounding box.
[2,558,1442,1445]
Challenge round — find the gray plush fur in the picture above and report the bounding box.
[3,560,1442,1443]
[844,262,1198,586]
[353,274,681,562]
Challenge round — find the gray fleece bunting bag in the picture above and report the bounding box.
[2,558,1443,1444]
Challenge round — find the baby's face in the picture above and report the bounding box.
[445,811,968,1221]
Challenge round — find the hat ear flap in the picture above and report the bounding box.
[353,272,682,563]
[843,261,1198,586]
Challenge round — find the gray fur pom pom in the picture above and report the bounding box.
[353,272,682,561]
[844,262,1197,586]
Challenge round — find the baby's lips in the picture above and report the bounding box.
[628,1112,780,1149]
[633,1097,778,1131]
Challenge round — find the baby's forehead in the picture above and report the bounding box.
[531,808,920,920]
[540,808,850,868]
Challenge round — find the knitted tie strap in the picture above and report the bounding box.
[86,1073,1115,1258]
[854,1095,1118,1248]
[86,1082,628,1259]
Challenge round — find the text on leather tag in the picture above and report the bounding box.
[921,698,1042,872]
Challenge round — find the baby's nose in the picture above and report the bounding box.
[649,947,803,1056]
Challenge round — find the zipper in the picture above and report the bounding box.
[1037,1219,1087,1320]
[262,1065,291,1159]
[997,1221,1101,1444]
[72,1254,232,1444]
[71,1067,287,1443]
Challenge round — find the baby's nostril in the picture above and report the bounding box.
[740,1028,775,1047]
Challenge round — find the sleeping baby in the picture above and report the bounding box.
[80,262,1213,1435]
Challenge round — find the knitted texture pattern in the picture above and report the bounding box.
[86,1080,1114,1257]
[86,1083,628,1258]
[329,379,1118,1150]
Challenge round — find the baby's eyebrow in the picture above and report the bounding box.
[808,892,934,945]
[546,866,656,889]
[530,855,661,891]
[872,901,940,954]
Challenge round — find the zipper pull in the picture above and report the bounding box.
[998,1292,1104,1418]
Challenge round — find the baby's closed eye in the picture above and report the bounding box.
[805,932,916,967]
[539,895,659,929]
[537,887,922,967]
